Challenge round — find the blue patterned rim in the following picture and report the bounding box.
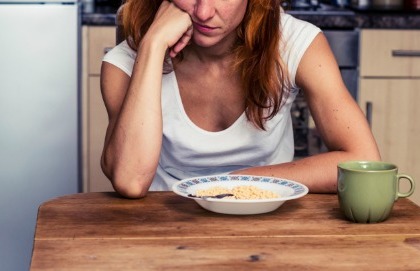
[173,175,308,198]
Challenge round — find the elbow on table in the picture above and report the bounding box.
[356,143,382,162]
[366,152,382,162]
[343,147,382,164]
[101,156,154,199]
[112,179,150,199]
[110,171,155,198]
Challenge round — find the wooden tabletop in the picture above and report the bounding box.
[30,192,420,270]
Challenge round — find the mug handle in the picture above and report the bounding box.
[397,174,416,198]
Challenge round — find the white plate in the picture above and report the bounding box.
[172,175,309,215]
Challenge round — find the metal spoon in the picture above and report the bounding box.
[188,193,234,199]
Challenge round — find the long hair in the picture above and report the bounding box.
[121,0,289,130]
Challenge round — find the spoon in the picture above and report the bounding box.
[188,193,234,199]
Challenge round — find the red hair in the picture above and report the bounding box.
[121,0,289,130]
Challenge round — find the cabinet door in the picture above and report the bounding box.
[359,78,420,205]
[88,26,116,75]
[360,30,420,77]
[82,26,116,192]
[88,77,114,192]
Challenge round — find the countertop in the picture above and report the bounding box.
[82,5,420,29]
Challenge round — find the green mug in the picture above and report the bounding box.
[337,161,415,223]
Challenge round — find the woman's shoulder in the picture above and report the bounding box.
[102,40,174,76]
[279,13,322,88]
[102,40,137,77]
[280,13,321,42]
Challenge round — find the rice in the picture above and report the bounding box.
[195,185,279,200]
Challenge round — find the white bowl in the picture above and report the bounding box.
[172,175,309,215]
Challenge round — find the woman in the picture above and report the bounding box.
[100,0,380,198]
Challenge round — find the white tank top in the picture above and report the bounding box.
[103,13,321,190]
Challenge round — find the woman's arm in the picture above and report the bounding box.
[100,1,192,198]
[232,33,381,193]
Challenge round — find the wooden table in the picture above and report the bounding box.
[30,192,420,270]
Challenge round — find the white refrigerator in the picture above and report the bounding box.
[0,1,80,270]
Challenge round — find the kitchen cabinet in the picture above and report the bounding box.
[82,26,115,192]
[359,29,420,206]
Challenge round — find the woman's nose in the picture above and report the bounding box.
[194,0,216,21]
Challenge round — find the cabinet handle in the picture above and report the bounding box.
[392,50,420,57]
[104,47,113,55]
[366,102,372,128]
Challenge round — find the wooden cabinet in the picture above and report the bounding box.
[359,29,420,206]
[82,26,116,192]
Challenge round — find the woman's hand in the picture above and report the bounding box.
[146,0,193,58]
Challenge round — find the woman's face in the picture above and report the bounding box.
[172,0,248,48]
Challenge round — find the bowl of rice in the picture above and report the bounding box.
[172,175,309,215]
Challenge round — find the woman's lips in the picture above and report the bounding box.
[193,22,217,34]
